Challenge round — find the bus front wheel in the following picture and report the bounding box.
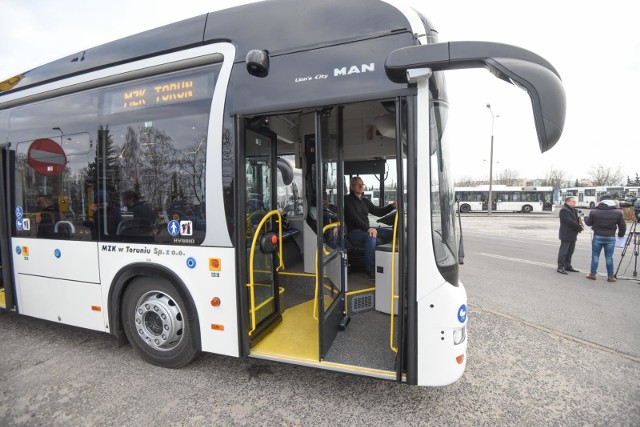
[122,276,197,368]
[522,204,533,213]
[460,204,471,213]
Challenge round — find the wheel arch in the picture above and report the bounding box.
[107,263,202,351]
[522,204,533,213]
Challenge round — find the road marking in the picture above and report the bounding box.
[477,252,556,268]
[470,304,640,364]
[464,230,593,250]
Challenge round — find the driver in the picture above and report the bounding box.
[344,176,396,281]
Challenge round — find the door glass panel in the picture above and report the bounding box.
[319,114,341,312]
[245,128,276,327]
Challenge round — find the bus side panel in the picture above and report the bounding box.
[98,244,240,357]
[11,238,99,283]
[11,238,104,330]
[417,282,467,386]
[15,277,104,331]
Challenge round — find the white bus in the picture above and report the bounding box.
[0,0,565,386]
[560,187,605,209]
[456,185,554,213]
[559,186,640,209]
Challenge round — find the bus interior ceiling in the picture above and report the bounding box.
[248,99,401,373]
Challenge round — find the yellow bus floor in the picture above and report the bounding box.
[251,298,319,360]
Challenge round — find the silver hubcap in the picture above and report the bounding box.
[134,291,184,351]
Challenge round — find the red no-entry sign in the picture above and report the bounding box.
[27,138,67,176]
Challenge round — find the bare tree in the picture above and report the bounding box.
[587,164,625,186]
[542,167,567,192]
[627,173,640,186]
[495,168,520,186]
[455,176,483,187]
[178,136,207,207]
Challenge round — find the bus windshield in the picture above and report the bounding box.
[430,94,458,283]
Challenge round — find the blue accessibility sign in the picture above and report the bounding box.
[457,304,467,323]
[167,220,180,237]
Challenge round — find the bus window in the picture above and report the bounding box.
[11,94,97,241]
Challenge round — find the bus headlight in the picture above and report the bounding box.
[453,326,466,345]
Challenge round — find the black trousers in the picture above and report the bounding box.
[557,240,576,268]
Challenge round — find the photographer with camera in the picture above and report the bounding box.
[557,196,584,274]
[584,194,626,282]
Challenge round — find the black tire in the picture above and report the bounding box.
[460,204,471,213]
[522,204,533,213]
[122,276,197,368]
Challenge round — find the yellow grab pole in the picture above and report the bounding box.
[247,210,284,336]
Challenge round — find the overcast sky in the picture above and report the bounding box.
[1,0,638,183]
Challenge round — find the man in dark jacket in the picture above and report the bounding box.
[584,196,626,282]
[557,196,583,274]
[344,176,396,281]
[122,190,155,223]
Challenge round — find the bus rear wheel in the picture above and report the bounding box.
[521,204,533,213]
[459,204,471,213]
[122,276,197,368]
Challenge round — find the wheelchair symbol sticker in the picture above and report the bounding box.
[457,304,467,323]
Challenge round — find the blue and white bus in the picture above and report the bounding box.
[0,0,565,386]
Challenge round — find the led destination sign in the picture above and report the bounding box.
[106,74,211,114]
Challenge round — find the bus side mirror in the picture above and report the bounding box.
[277,157,294,186]
[385,41,566,153]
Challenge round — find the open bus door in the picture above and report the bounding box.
[0,143,14,310]
[241,101,405,379]
[242,124,283,344]
[241,108,348,362]
[313,108,346,358]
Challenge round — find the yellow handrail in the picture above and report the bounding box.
[247,210,284,336]
[390,212,399,353]
[313,221,341,320]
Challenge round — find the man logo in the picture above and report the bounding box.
[334,63,375,77]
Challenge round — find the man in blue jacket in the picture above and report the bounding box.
[584,195,626,282]
[557,196,583,274]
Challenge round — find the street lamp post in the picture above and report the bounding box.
[485,104,498,216]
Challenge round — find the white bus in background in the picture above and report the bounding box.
[560,186,640,209]
[363,190,379,205]
[456,185,554,213]
[560,187,603,209]
[0,0,566,387]
[559,186,640,209]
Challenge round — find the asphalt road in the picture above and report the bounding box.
[1,212,639,426]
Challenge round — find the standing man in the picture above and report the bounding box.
[344,176,396,281]
[584,195,626,282]
[557,196,583,274]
